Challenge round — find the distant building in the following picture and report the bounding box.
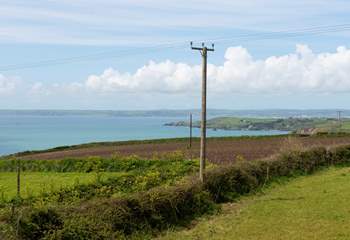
[297,128,318,136]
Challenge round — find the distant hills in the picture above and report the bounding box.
[165,116,350,134]
[0,109,349,118]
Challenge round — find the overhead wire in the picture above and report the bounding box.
[1,24,350,71]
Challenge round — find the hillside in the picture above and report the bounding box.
[165,117,350,133]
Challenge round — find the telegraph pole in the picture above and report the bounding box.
[191,42,214,182]
[17,158,20,198]
[337,110,343,128]
[337,111,342,121]
[189,112,193,148]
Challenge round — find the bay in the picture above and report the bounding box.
[0,112,287,156]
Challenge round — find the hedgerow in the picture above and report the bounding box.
[0,151,190,173]
[11,145,350,239]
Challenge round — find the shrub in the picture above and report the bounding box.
[18,209,63,240]
[44,183,216,239]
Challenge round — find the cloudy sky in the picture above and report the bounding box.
[2,0,350,109]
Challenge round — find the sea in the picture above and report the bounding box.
[0,110,295,156]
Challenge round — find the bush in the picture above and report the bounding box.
[44,183,216,239]
[204,162,261,202]
[18,209,63,240]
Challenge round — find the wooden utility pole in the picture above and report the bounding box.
[16,158,20,198]
[337,111,342,121]
[337,110,343,128]
[189,112,193,148]
[191,42,214,182]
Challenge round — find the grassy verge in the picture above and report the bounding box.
[159,166,350,240]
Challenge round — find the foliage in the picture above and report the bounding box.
[18,209,63,240]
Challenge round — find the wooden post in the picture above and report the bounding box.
[199,47,207,182]
[191,42,214,182]
[17,158,20,198]
[189,112,192,148]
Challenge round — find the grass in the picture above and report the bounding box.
[159,166,350,240]
[0,172,122,201]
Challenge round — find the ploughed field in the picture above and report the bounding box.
[15,135,350,164]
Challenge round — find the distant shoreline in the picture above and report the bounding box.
[165,116,349,133]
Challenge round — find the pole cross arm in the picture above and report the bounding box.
[191,46,204,51]
[190,42,215,52]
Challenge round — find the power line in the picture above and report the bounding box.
[204,24,350,43]
[1,24,350,71]
[0,44,186,71]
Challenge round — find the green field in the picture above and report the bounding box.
[0,172,123,201]
[159,166,350,240]
[0,154,198,203]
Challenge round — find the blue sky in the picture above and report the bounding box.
[2,0,350,109]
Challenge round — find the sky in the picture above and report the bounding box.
[2,0,350,110]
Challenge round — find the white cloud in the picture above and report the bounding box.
[3,44,350,108]
[0,45,350,102]
[84,45,350,94]
[0,74,17,95]
[86,61,201,93]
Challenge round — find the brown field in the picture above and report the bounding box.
[18,135,350,164]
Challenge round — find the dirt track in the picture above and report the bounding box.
[19,135,350,164]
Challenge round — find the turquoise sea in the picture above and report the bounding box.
[0,111,287,156]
